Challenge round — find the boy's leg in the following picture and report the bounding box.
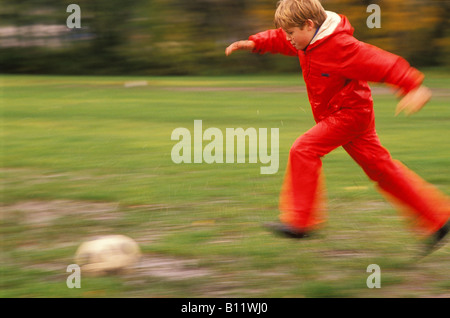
[343,129,450,236]
[279,109,374,232]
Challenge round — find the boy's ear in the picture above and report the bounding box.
[304,19,315,31]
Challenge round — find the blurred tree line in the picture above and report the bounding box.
[0,0,449,75]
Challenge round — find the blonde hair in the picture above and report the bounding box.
[274,0,327,30]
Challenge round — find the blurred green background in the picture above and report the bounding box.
[1,0,449,75]
[1,73,449,298]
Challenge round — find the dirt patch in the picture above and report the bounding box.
[331,200,392,213]
[320,249,369,259]
[2,200,213,281]
[2,200,121,225]
[128,255,214,281]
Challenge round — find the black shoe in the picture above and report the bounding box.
[423,220,450,256]
[263,222,309,239]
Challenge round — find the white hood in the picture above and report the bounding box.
[310,11,341,45]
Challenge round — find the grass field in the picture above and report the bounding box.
[1,72,449,298]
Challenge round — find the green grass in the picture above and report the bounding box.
[1,72,449,298]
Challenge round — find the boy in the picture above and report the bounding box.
[225,0,449,254]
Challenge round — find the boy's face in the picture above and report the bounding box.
[284,20,317,50]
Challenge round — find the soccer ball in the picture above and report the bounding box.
[74,235,141,276]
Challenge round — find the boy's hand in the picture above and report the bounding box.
[395,86,432,116]
[225,40,255,56]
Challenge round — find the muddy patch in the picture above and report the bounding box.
[2,200,122,226]
[129,255,213,281]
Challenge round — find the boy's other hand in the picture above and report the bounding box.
[225,40,255,56]
[396,86,432,116]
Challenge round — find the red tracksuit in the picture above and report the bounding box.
[249,13,449,236]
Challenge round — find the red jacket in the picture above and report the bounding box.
[249,13,424,122]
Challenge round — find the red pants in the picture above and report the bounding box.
[280,107,450,236]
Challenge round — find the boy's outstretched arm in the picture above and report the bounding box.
[336,37,432,116]
[225,29,298,57]
[395,85,432,116]
[225,40,255,56]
